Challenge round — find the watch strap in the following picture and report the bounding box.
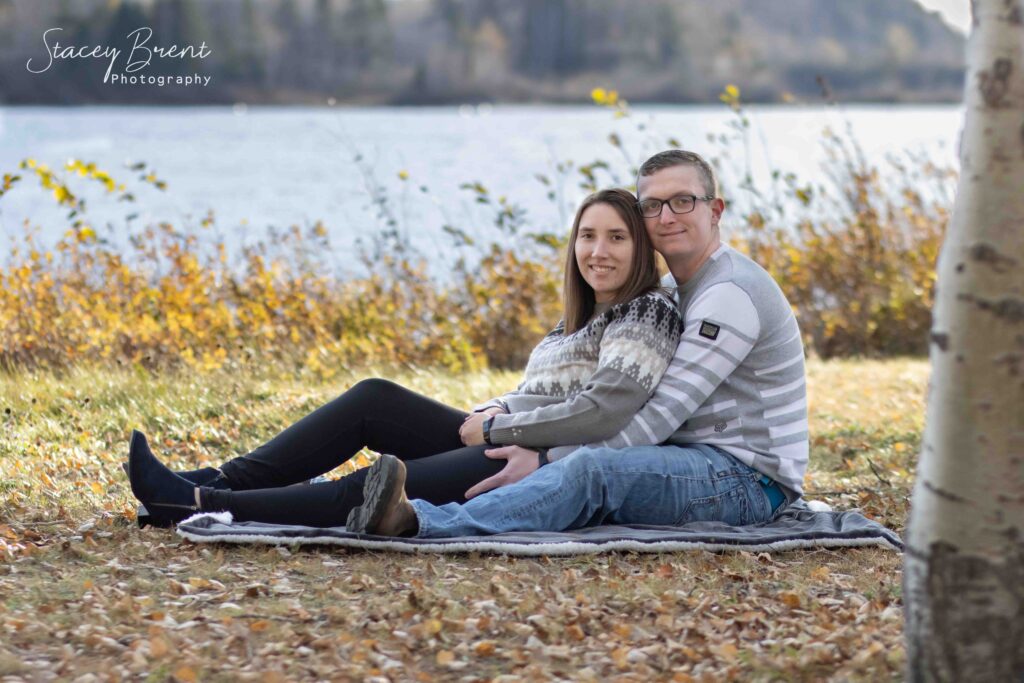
[482,416,494,445]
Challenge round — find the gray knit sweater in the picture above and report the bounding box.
[474,290,682,448]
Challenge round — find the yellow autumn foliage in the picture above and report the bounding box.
[0,90,952,372]
[0,213,561,377]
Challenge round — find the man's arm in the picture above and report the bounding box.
[550,282,761,458]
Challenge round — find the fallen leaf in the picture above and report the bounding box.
[173,666,197,682]
[811,566,831,581]
[780,591,802,608]
[149,637,169,658]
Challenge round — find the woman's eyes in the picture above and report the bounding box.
[580,232,628,240]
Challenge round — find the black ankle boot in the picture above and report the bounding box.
[126,430,201,526]
[122,463,231,528]
[180,467,233,489]
[120,463,232,489]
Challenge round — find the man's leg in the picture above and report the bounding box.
[410,444,777,538]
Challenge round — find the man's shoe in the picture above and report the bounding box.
[346,455,416,537]
[126,430,200,525]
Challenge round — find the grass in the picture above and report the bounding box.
[0,358,926,681]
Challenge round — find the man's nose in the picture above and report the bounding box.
[658,202,677,223]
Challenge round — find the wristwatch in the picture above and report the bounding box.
[482,416,494,445]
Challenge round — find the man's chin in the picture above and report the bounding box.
[654,245,691,259]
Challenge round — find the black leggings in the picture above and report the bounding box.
[203,379,505,526]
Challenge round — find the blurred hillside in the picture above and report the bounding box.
[0,0,964,104]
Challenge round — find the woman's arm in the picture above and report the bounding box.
[470,396,513,415]
[486,293,682,448]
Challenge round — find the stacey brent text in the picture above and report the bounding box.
[25,27,211,83]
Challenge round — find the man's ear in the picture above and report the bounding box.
[710,197,726,227]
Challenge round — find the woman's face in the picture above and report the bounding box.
[574,202,635,303]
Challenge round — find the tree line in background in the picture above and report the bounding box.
[0,0,965,105]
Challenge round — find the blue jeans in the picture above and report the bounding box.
[412,443,783,538]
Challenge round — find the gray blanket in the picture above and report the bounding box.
[175,500,902,556]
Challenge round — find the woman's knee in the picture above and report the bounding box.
[345,377,404,402]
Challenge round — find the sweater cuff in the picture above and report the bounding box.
[487,413,516,445]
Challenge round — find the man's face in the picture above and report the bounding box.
[637,165,723,265]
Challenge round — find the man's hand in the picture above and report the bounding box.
[465,445,539,499]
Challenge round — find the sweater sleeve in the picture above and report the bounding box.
[547,282,760,460]
[471,392,518,414]
[469,322,566,414]
[488,294,682,447]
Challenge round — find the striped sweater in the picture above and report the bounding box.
[475,290,682,448]
[549,244,810,499]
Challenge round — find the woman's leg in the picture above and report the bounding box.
[218,378,469,490]
[201,444,505,526]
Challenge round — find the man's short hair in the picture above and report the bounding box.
[637,150,718,198]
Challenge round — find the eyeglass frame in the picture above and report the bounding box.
[636,194,716,218]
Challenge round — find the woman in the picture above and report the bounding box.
[127,188,682,528]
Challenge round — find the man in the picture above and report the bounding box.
[346,150,809,538]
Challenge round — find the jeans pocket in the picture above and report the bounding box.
[678,484,754,526]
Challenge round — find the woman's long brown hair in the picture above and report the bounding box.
[562,188,660,334]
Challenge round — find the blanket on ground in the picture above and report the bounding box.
[174,500,902,556]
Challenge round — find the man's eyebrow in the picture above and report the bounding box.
[640,193,697,201]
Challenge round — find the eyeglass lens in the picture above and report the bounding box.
[640,196,696,217]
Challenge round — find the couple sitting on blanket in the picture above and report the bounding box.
[127,149,808,539]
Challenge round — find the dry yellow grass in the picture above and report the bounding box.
[0,358,926,680]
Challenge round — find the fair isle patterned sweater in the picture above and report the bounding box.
[475,290,682,448]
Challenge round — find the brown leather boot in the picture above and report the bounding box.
[346,454,417,537]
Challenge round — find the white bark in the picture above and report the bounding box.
[903,1,1024,680]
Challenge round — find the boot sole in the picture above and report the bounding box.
[347,455,402,535]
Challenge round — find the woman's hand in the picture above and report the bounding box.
[459,412,490,446]
[464,446,540,499]
[460,409,503,446]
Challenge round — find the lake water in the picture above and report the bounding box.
[0,104,963,276]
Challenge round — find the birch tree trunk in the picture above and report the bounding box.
[903,1,1024,680]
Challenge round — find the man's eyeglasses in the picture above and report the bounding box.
[637,195,715,218]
